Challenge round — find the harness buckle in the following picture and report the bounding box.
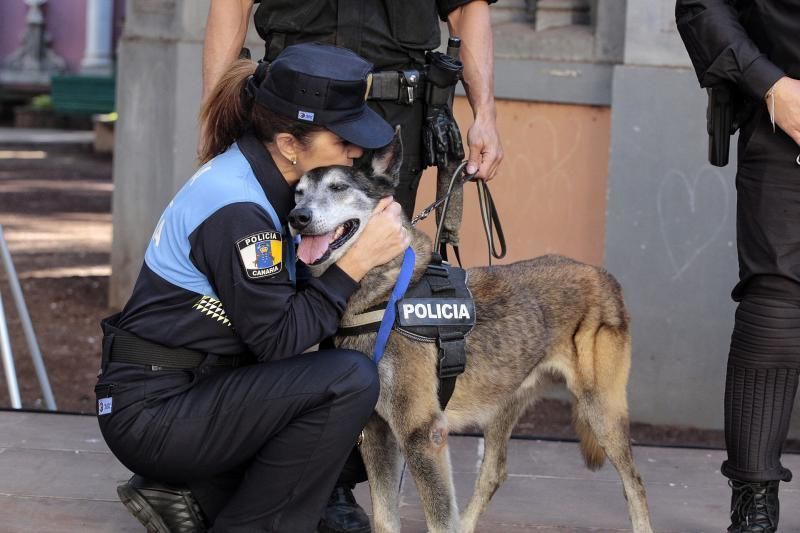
[426,263,449,277]
[438,332,466,379]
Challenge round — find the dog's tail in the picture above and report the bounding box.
[571,298,633,471]
[574,406,606,471]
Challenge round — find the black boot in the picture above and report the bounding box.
[318,484,371,533]
[117,474,208,533]
[728,479,780,533]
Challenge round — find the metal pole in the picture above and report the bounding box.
[0,291,22,409]
[0,226,57,410]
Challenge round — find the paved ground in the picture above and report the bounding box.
[1,410,799,532]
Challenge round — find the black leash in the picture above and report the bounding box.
[411,161,506,264]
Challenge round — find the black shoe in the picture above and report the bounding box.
[727,479,780,533]
[117,474,208,533]
[318,484,371,533]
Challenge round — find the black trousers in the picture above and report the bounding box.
[368,99,425,217]
[96,350,379,532]
[722,105,800,483]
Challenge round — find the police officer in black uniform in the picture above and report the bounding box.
[97,43,410,532]
[203,0,503,218]
[202,2,502,531]
[676,2,800,531]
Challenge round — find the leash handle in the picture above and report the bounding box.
[475,179,506,262]
[410,162,506,264]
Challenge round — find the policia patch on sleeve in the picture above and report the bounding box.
[236,231,283,279]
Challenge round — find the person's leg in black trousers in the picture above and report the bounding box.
[102,349,379,533]
[723,113,800,533]
[368,99,425,218]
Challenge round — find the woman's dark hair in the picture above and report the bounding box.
[198,59,325,164]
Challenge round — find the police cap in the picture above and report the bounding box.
[249,42,393,149]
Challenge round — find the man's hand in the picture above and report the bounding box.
[768,76,800,146]
[465,109,502,181]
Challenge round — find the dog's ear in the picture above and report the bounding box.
[370,126,403,186]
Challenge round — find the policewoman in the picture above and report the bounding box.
[96,43,409,532]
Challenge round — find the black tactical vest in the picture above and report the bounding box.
[253,0,441,69]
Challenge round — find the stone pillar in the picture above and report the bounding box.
[80,0,114,75]
[110,0,263,308]
[534,0,591,31]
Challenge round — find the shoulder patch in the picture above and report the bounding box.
[236,231,283,280]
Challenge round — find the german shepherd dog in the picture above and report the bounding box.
[288,133,653,533]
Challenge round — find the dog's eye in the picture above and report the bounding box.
[329,183,348,192]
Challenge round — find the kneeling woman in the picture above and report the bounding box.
[96,43,409,532]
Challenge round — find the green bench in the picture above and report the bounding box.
[50,74,116,115]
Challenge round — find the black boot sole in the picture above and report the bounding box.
[317,524,371,533]
[117,482,172,533]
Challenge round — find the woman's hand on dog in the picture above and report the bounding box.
[337,197,410,281]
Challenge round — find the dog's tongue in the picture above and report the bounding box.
[297,233,333,264]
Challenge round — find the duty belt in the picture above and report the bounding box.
[104,327,249,370]
[261,34,426,105]
[368,70,426,105]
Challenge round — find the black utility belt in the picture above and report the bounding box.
[107,334,248,370]
[368,70,426,105]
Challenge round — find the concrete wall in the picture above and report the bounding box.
[606,65,738,428]
[0,0,126,74]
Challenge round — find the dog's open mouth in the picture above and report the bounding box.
[297,219,360,265]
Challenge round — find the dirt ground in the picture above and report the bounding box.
[0,144,112,413]
[0,140,797,452]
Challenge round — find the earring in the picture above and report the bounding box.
[291,158,297,166]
